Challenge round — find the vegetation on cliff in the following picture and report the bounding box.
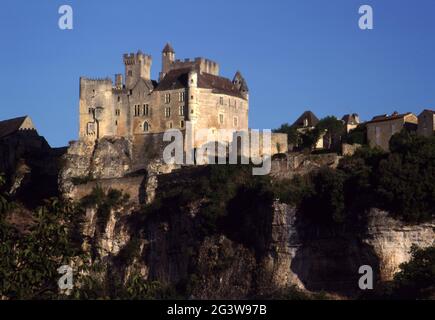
[275,130,435,223]
[0,130,434,299]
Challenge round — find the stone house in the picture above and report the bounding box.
[366,112,418,151]
[417,109,435,137]
[341,113,360,133]
[292,110,324,149]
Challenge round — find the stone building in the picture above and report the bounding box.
[366,112,418,151]
[292,110,324,149]
[341,113,360,133]
[417,109,435,137]
[79,44,250,155]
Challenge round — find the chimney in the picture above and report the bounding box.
[115,74,123,89]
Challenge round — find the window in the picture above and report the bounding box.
[303,118,309,127]
[115,109,120,116]
[134,105,138,117]
[165,107,171,118]
[143,121,149,132]
[219,114,224,125]
[117,96,121,102]
[115,120,118,126]
[143,104,149,116]
[129,89,133,95]
[179,105,184,116]
[179,92,185,102]
[88,108,93,114]
[180,120,185,128]
[165,93,171,104]
[168,122,173,129]
[219,97,224,105]
[233,117,238,127]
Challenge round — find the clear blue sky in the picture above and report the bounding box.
[1,0,435,147]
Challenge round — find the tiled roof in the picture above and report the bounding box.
[198,73,244,98]
[155,68,190,91]
[366,112,413,124]
[155,68,245,99]
[0,116,28,139]
[292,111,319,127]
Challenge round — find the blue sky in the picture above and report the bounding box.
[1,0,435,147]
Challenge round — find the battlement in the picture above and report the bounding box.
[80,77,113,84]
[170,57,219,76]
[123,51,152,65]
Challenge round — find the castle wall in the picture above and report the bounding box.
[79,78,114,140]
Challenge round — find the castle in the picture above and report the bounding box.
[79,43,250,152]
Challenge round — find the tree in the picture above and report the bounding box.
[344,124,367,145]
[273,123,300,148]
[392,246,435,299]
[316,116,346,151]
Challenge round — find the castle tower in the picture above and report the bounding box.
[160,43,175,81]
[123,50,152,89]
[233,71,249,100]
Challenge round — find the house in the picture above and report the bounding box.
[366,112,417,151]
[342,113,360,133]
[292,110,324,149]
[417,109,435,137]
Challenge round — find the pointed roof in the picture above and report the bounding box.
[292,111,319,128]
[162,42,175,53]
[0,116,34,139]
[233,71,249,92]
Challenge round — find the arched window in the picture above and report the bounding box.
[143,121,149,132]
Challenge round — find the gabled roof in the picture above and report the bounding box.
[292,111,319,128]
[0,116,33,139]
[366,112,414,124]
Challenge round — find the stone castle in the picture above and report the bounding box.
[79,43,250,152]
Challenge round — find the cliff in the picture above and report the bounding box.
[55,139,434,298]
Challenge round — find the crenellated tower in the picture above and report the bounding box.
[123,51,152,89]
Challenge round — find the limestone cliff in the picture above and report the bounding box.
[56,141,433,298]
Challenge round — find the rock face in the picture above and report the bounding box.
[57,141,434,298]
[81,194,433,298]
[364,209,435,281]
[59,137,133,198]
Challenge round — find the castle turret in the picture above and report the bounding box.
[233,71,249,100]
[123,51,152,89]
[160,43,175,81]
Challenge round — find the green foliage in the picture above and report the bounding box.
[316,116,345,151]
[344,124,367,145]
[273,123,299,146]
[392,246,435,299]
[375,131,435,221]
[274,131,435,224]
[0,198,84,299]
[363,246,435,300]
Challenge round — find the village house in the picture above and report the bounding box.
[366,112,418,151]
